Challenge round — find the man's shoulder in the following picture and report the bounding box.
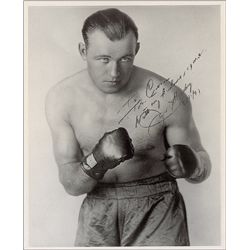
[133,66,166,85]
[49,69,87,93]
[45,70,89,119]
[46,70,88,103]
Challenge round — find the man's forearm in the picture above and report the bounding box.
[58,161,98,196]
[186,150,212,183]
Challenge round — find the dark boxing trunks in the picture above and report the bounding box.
[75,172,190,246]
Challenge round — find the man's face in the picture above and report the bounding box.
[83,30,139,94]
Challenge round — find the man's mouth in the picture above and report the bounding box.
[105,80,120,86]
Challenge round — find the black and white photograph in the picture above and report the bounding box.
[24,0,225,249]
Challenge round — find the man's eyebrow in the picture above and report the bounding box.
[122,54,134,57]
[94,54,134,60]
[94,55,111,59]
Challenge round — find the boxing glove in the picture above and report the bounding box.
[80,127,134,180]
[163,144,199,179]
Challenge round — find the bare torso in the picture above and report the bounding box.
[54,66,185,183]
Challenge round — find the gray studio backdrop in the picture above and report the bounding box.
[26,4,223,247]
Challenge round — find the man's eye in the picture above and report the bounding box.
[120,57,133,62]
[99,58,110,63]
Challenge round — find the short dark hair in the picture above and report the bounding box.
[82,8,138,48]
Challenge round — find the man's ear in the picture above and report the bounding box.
[78,42,87,60]
[135,42,140,55]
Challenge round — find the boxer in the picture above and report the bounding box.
[46,8,211,246]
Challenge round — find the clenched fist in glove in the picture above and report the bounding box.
[80,127,134,180]
[163,144,199,179]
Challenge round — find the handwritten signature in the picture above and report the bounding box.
[117,50,204,134]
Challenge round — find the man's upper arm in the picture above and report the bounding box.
[164,88,211,182]
[165,92,204,152]
[45,89,82,166]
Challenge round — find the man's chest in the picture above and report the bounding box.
[69,98,166,156]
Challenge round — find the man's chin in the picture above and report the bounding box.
[100,88,122,94]
[97,84,125,94]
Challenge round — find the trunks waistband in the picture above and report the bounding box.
[87,172,177,199]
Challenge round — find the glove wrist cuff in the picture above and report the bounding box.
[85,153,97,168]
[80,154,107,180]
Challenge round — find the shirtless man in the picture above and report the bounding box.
[45,8,211,246]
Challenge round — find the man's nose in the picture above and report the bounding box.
[110,62,120,78]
